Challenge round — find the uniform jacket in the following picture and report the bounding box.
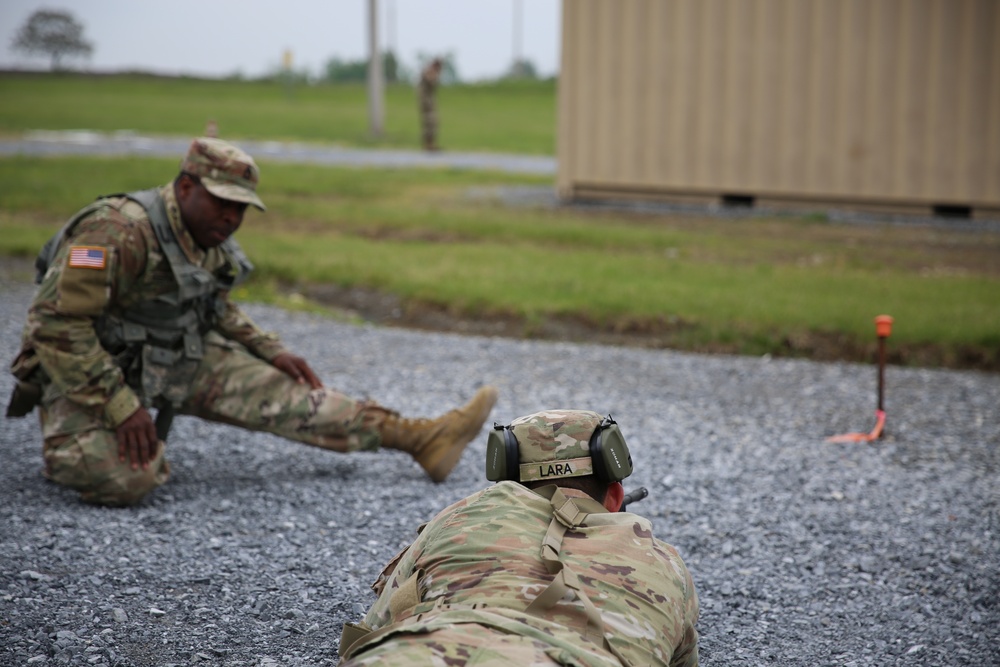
[352,481,700,666]
[10,185,287,428]
[418,65,439,108]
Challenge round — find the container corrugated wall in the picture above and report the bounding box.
[557,0,1000,217]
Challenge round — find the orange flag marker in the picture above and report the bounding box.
[827,315,893,443]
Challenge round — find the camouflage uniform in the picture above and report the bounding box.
[339,410,700,667]
[417,60,442,150]
[7,137,497,506]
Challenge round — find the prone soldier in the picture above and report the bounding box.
[6,137,498,506]
[338,409,700,666]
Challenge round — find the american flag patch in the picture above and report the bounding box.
[68,246,107,270]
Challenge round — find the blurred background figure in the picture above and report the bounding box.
[417,57,442,151]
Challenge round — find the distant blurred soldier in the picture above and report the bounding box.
[338,409,700,667]
[417,58,443,151]
[6,137,497,506]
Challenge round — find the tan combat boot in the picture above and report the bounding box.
[379,385,499,483]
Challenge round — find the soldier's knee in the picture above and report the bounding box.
[44,431,169,506]
[79,469,166,507]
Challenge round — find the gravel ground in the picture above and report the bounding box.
[1,261,997,667]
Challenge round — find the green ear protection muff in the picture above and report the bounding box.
[485,423,521,482]
[588,415,633,482]
[485,414,633,483]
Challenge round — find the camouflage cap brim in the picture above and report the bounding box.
[202,177,266,211]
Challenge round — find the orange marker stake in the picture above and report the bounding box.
[827,315,893,443]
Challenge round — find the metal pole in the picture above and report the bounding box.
[387,0,396,57]
[874,315,893,438]
[513,0,522,73]
[877,334,886,413]
[367,0,384,138]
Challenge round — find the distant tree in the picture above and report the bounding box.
[503,58,539,80]
[11,9,93,71]
[384,51,414,83]
[254,62,310,85]
[324,51,406,84]
[324,57,367,83]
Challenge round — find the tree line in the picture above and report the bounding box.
[11,9,546,84]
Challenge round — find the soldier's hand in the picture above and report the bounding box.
[272,353,323,389]
[116,407,159,470]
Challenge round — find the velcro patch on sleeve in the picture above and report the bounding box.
[68,245,107,270]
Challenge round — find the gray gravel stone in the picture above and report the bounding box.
[1,260,997,666]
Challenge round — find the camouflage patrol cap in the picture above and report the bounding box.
[509,409,623,483]
[180,137,265,211]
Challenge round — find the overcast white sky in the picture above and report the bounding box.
[0,0,562,81]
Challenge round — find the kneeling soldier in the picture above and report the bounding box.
[7,137,498,506]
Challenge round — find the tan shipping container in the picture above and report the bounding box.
[557,0,1000,218]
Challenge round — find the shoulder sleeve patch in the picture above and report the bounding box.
[58,245,114,315]
[67,245,107,270]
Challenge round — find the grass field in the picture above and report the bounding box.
[2,153,998,371]
[1,73,997,371]
[0,73,556,154]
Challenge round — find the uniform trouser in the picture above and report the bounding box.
[40,335,386,506]
[420,101,437,147]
